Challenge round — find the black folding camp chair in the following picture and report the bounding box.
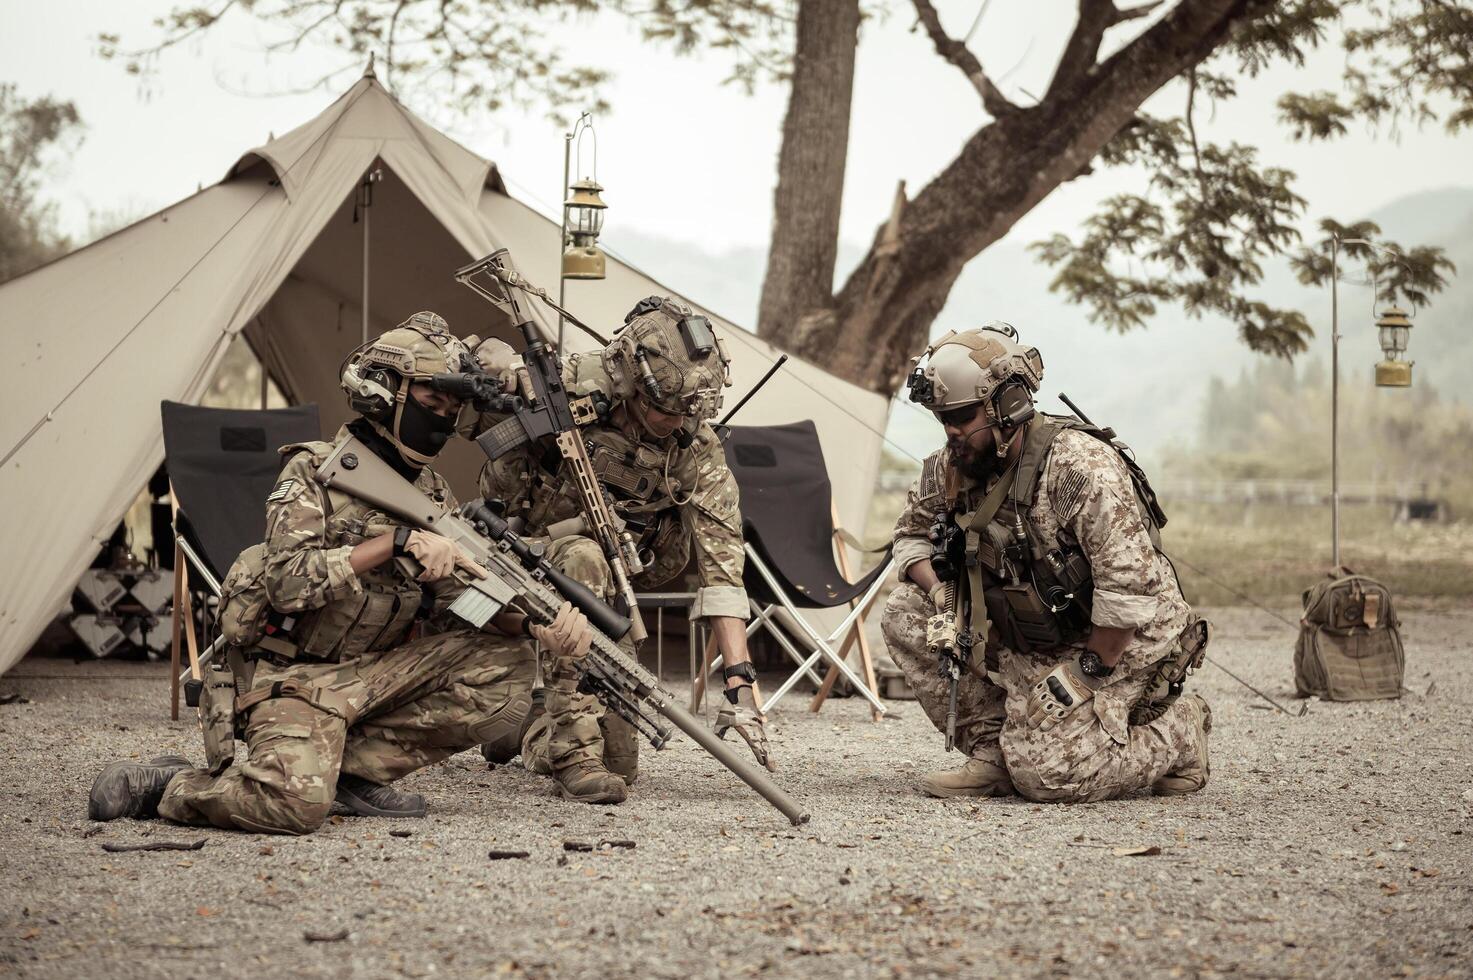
[693,421,890,718]
[159,401,321,717]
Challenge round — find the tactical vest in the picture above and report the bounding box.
[480,352,704,590]
[944,414,1168,654]
[217,438,443,663]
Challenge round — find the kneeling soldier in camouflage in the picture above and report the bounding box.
[89,313,592,834]
[468,297,770,805]
[882,323,1211,803]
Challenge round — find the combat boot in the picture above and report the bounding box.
[553,761,628,804]
[333,774,426,818]
[919,748,1015,799]
[1153,695,1211,797]
[88,756,193,821]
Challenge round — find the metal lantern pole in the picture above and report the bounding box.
[1328,235,1412,571]
[557,132,572,351]
[1330,234,1341,569]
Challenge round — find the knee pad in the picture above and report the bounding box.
[600,712,640,784]
[478,690,538,765]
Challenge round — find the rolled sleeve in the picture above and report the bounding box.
[318,544,363,604]
[691,585,751,620]
[893,535,932,582]
[1090,588,1160,630]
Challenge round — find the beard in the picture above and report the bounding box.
[948,425,1001,481]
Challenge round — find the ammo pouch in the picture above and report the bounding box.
[198,661,238,774]
[294,586,422,660]
[1130,619,1210,725]
[1294,571,1403,701]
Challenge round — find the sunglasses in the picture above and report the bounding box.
[935,404,983,428]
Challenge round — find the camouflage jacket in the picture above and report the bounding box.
[473,353,748,620]
[893,427,1190,673]
[262,425,457,660]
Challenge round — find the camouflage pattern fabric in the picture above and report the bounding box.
[161,629,534,834]
[880,582,1005,759]
[474,356,748,620]
[993,647,1198,802]
[518,535,640,779]
[886,427,1204,801]
[159,424,536,834]
[261,425,456,661]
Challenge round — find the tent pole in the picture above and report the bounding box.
[359,167,381,345]
[362,179,371,345]
[557,133,571,351]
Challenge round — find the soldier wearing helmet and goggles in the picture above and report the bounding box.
[882,322,1212,805]
[467,296,773,806]
[88,312,593,835]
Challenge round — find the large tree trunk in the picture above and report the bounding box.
[765,0,1263,394]
[755,0,859,341]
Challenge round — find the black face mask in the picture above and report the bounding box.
[395,393,457,460]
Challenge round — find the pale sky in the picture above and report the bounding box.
[6,1,1471,466]
[8,0,1471,255]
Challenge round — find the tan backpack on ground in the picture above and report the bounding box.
[1294,570,1404,701]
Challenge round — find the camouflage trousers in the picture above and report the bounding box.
[520,535,641,780]
[881,582,1202,801]
[880,583,1006,761]
[160,629,535,834]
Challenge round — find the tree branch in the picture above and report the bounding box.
[1048,0,1166,97]
[910,0,1017,117]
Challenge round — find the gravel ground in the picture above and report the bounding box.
[2,604,1470,979]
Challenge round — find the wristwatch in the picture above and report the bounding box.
[1078,650,1114,679]
[393,526,412,558]
[722,662,758,685]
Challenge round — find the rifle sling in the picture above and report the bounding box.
[962,457,1021,645]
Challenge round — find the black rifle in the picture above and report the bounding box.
[313,434,809,826]
[454,248,649,644]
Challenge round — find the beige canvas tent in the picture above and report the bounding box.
[0,69,889,674]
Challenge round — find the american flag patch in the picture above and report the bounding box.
[1054,468,1089,519]
[267,479,298,503]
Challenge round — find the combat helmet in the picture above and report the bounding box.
[603,296,732,425]
[907,322,1044,455]
[340,311,475,466]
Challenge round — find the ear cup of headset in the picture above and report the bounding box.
[347,366,399,421]
[993,382,1035,429]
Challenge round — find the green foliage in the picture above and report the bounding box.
[1031,106,1316,357]
[0,85,82,284]
[1289,217,1455,309]
[100,0,795,122]
[1034,0,1470,360]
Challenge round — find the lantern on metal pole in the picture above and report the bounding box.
[1373,306,1414,387]
[1327,235,1417,568]
[558,113,605,350]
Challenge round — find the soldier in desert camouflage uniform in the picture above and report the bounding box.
[468,296,770,805]
[88,314,593,834]
[881,324,1211,803]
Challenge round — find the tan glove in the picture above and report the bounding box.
[529,601,593,661]
[404,530,485,583]
[1025,655,1107,732]
[470,337,524,394]
[714,685,775,771]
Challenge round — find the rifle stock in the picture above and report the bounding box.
[314,436,808,826]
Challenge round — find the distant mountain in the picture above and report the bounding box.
[601,185,1473,468]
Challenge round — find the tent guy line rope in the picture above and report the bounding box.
[1,85,374,471]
